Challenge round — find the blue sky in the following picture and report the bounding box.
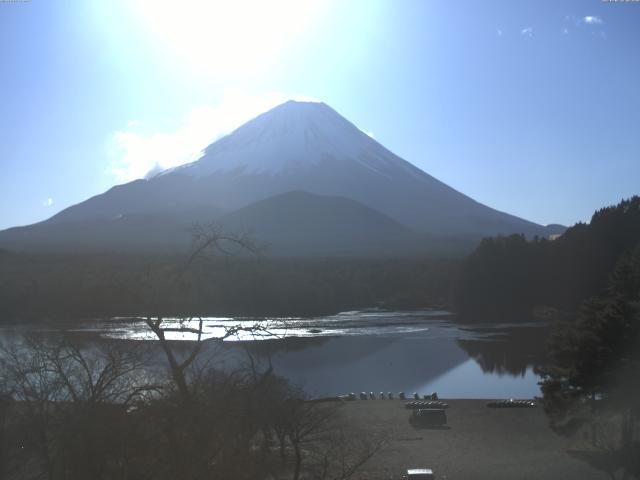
[1,0,639,230]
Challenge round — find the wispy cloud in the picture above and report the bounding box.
[106,91,321,182]
[497,29,503,37]
[520,27,533,38]
[583,16,603,25]
[561,14,605,37]
[42,198,53,207]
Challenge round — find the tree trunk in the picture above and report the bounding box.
[146,317,192,402]
[293,441,302,480]
[0,397,7,480]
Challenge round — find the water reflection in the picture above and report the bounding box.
[100,310,455,341]
[456,326,550,377]
[0,313,550,399]
[223,325,548,398]
[246,335,469,398]
[414,359,541,399]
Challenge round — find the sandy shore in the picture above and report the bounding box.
[340,399,607,480]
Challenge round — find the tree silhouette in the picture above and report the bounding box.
[455,196,640,321]
[537,243,640,479]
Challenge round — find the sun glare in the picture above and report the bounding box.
[132,0,327,78]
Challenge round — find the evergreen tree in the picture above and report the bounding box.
[537,243,640,479]
[455,196,640,321]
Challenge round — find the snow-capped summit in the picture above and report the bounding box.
[171,100,412,178]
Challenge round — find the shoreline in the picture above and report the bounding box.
[0,319,546,400]
[341,399,607,479]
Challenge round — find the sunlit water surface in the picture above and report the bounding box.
[2,310,547,399]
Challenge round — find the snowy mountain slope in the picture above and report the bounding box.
[168,100,419,178]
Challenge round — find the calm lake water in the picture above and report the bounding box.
[1,310,549,399]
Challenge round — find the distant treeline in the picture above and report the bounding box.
[0,251,458,322]
[454,196,640,321]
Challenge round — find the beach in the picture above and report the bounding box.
[339,399,607,480]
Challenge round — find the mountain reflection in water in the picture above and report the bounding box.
[233,321,549,398]
[456,325,550,377]
[0,312,550,399]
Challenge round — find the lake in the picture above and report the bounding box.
[0,310,549,399]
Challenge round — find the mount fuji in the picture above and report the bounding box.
[0,100,562,256]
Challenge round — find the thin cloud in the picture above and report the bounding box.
[107,91,321,182]
[562,15,604,36]
[583,16,603,25]
[520,27,533,38]
[497,29,503,37]
[42,198,53,207]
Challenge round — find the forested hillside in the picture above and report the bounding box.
[455,196,640,321]
[0,251,456,321]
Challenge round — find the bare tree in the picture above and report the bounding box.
[0,334,158,480]
[310,427,385,480]
[142,223,269,403]
[0,393,11,480]
[1,224,388,480]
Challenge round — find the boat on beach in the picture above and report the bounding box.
[486,399,536,408]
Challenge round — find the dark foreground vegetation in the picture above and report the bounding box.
[0,332,384,480]
[536,241,640,480]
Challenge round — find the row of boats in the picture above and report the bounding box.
[406,399,537,409]
[405,400,449,409]
[320,393,537,408]
[486,399,537,408]
[340,392,440,401]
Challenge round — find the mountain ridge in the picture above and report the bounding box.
[0,100,563,255]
